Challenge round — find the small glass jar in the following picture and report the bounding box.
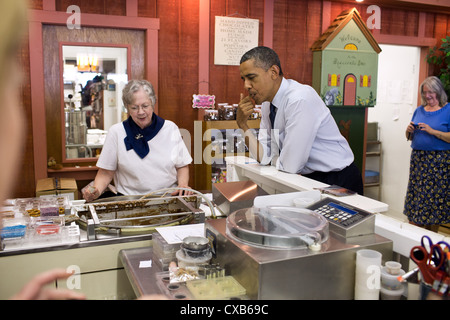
[204,109,219,121]
[217,103,227,120]
[223,106,235,120]
[251,106,261,119]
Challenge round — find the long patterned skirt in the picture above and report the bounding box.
[403,149,449,225]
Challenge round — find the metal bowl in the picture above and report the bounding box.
[181,236,210,251]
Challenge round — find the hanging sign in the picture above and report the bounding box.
[214,16,259,66]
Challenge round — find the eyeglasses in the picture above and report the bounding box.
[129,103,152,113]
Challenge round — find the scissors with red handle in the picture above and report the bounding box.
[410,244,445,285]
[420,235,449,271]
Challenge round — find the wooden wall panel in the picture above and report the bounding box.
[29,0,43,10]
[14,33,36,198]
[273,0,322,85]
[55,0,126,15]
[157,0,199,130]
[428,14,450,76]
[380,8,419,36]
[157,0,200,187]
[138,0,157,18]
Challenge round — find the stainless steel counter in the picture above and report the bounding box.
[119,246,164,297]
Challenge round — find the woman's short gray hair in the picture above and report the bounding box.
[122,79,156,107]
[420,76,448,107]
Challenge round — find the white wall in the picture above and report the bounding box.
[366,44,421,220]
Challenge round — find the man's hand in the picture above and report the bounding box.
[237,93,255,130]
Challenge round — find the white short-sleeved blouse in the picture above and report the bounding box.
[96,120,192,195]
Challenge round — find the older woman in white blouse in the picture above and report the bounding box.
[82,79,192,202]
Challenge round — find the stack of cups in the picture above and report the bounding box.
[355,249,382,300]
[380,261,405,300]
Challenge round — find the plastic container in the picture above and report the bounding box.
[14,195,69,217]
[354,249,382,300]
[226,206,329,250]
[0,225,26,239]
[354,282,380,300]
[31,216,64,239]
[385,261,402,275]
[381,266,405,290]
[187,276,246,300]
[380,285,404,300]
[0,217,28,239]
[293,197,316,208]
[380,261,405,299]
[65,223,80,243]
[152,231,180,270]
[365,170,379,184]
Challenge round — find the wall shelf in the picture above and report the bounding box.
[194,120,260,191]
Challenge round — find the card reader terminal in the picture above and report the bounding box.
[307,197,375,238]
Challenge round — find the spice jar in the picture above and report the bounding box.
[223,105,235,120]
[204,109,219,121]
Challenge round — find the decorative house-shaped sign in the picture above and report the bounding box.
[311,8,381,107]
[311,8,381,178]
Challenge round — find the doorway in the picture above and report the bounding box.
[367,44,421,220]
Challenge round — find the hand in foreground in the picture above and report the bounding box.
[10,269,86,300]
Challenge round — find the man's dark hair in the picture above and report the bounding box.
[240,46,283,76]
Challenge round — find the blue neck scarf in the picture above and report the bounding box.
[123,114,165,159]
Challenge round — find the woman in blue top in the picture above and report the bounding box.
[404,76,450,230]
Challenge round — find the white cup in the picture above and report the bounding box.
[385,261,402,275]
[354,249,382,300]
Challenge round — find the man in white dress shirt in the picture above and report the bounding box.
[236,46,363,194]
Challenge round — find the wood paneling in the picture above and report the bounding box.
[16,32,36,198]
[273,0,322,84]
[13,0,450,198]
[138,0,157,18]
[55,0,127,16]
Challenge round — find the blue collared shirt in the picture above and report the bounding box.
[254,78,354,174]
